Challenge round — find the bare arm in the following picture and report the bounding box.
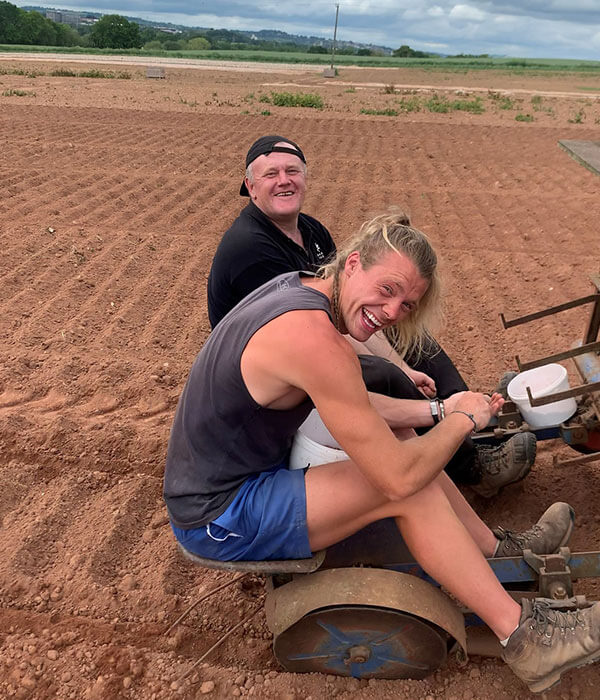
[367,392,434,429]
[346,331,436,397]
[241,311,500,502]
[368,390,469,430]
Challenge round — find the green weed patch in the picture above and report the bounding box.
[2,88,35,96]
[267,92,324,109]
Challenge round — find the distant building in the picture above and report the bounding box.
[44,10,91,27]
[154,27,182,35]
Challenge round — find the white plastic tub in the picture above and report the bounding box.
[507,364,577,429]
[289,410,348,470]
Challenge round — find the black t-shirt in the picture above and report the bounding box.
[207,201,336,328]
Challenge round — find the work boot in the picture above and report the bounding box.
[492,502,574,557]
[471,432,536,498]
[503,597,600,693]
[494,370,518,399]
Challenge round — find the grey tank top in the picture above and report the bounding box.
[164,271,332,529]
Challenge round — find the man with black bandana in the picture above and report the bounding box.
[206,135,536,497]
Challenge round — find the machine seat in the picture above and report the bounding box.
[177,542,325,574]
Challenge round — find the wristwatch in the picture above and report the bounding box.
[430,399,441,424]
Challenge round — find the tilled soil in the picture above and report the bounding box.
[1,56,600,699]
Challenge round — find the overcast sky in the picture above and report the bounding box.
[17,1,600,60]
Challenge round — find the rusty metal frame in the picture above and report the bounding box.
[553,451,600,468]
[500,276,600,408]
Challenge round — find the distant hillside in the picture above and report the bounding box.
[21,5,393,54]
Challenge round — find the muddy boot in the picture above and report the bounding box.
[471,432,536,498]
[492,502,574,557]
[494,370,518,399]
[503,597,600,693]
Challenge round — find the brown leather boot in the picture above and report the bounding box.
[492,502,574,558]
[471,432,536,498]
[503,597,600,693]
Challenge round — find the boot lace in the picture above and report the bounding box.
[494,525,542,552]
[477,444,506,476]
[529,600,585,638]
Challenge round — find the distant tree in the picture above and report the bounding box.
[22,10,56,45]
[53,21,83,47]
[307,45,328,54]
[203,28,247,44]
[163,39,184,51]
[143,40,163,51]
[0,2,82,46]
[356,48,372,56]
[393,45,431,58]
[89,14,142,49]
[187,36,210,50]
[448,53,490,58]
[139,26,172,44]
[337,46,356,55]
[394,44,412,57]
[0,1,27,43]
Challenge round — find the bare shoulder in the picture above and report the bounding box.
[247,307,360,392]
[267,308,355,361]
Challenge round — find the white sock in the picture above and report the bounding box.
[499,624,519,647]
[492,538,500,556]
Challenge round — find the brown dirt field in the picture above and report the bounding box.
[1,55,600,699]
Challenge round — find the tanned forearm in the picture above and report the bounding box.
[381,412,474,500]
[368,392,434,429]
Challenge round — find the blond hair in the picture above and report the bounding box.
[318,213,442,361]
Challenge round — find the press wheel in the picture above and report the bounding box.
[273,604,449,679]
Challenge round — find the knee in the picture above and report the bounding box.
[392,478,448,514]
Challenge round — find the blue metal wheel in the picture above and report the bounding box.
[273,604,449,680]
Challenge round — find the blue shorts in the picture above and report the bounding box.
[171,463,312,561]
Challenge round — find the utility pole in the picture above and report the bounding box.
[323,3,340,78]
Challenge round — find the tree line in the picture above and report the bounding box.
[0,1,82,46]
[0,3,440,57]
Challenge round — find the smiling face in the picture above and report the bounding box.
[245,146,306,224]
[338,249,429,341]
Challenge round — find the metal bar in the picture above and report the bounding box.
[471,426,561,445]
[164,572,248,636]
[585,297,600,345]
[526,380,600,407]
[568,552,600,578]
[516,341,600,372]
[178,606,262,681]
[388,552,600,583]
[554,451,600,467]
[500,294,600,329]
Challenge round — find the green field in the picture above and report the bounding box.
[2,44,600,74]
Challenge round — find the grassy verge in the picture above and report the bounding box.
[2,44,600,74]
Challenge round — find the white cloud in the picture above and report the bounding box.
[449,4,487,22]
[12,0,600,59]
[428,6,446,18]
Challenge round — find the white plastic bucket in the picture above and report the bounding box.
[289,431,349,470]
[507,364,577,429]
[289,410,348,470]
[297,409,342,449]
